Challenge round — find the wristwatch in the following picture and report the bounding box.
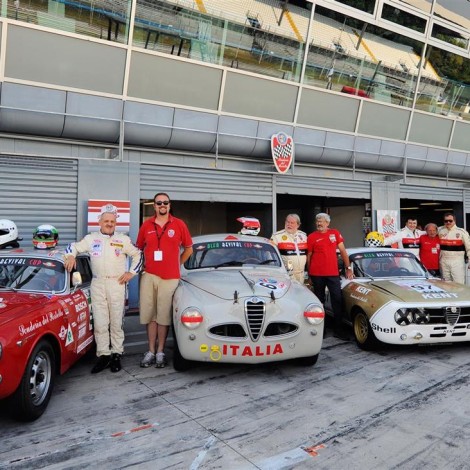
[346,266,353,270]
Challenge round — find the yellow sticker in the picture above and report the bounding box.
[210,345,220,351]
[210,350,222,361]
[200,344,208,353]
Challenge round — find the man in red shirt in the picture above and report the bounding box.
[307,213,353,340]
[136,193,193,368]
[419,223,440,277]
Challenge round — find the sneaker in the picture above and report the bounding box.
[110,353,122,373]
[140,351,156,368]
[155,352,167,368]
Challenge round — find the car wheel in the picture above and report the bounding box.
[12,339,56,421]
[296,353,319,367]
[172,331,192,372]
[353,311,379,351]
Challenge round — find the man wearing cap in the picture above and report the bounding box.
[270,214,307,283]
[65,204,143,374]
[137,193,193,369]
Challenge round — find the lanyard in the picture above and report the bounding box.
[154,221,170,250]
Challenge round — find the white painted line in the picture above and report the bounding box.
[189,436,218,470]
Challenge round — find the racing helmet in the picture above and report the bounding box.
[365,231,385,247]
[237,217,260,236]
[33,224,59,249]
[0,219,20,249]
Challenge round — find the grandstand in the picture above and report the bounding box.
[8,0,448,108]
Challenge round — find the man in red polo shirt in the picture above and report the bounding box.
[137,193,193,368]
[419,223,440,277]
[307,213,353,340]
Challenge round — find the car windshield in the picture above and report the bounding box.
[351,251,427,278]
[0,257,66,293]
[185,240,283,270]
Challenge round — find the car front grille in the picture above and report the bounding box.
[426,307,470,326]
[245,297,266,341]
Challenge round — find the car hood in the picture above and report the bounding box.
[367,278,470,303]
[182,269,292,300]
[0,291,49,327]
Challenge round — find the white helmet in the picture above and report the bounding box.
[0,219,20,249]
[237,217,260,236]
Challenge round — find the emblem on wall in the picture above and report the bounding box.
[271,132,294,174]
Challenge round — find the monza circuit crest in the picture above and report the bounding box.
[271,132,294,174]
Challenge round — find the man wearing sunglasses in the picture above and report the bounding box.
[438,213,470,284]
[136,193,193,368]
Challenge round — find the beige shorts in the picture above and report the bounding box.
[139,272,179,326]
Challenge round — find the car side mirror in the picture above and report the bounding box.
[72,271,83,288]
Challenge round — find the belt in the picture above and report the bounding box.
[93,275,119,279]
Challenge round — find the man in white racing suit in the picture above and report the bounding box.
[65,205,142,374]
[438,212,470,284]
[383,217,424,258]
[270,214,307,283]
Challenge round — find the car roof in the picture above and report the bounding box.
[347,247,415,256]
[0,247,67,262]
[192,233,272,244]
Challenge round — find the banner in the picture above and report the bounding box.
[87,199,130,234]
[271,132,294,174]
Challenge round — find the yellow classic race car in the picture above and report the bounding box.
[339,248,470,350]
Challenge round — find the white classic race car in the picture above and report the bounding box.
[339,247,470,350]
[172,234,324,370]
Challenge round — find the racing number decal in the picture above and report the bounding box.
[259,282,277,290]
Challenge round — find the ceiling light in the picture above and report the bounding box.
[401,207,420,210]
[434,208,454,211]
[420,202,441,206]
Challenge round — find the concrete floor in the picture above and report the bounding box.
[1,316,470,469]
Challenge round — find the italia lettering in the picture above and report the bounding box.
[221,242,242,248]
[221,343,283,356]
[422,293,458,299]
[371,323,397,334]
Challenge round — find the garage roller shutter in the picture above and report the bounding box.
[276,176,371,199]
[140,165,273,203]
[400,184,463,202]
[0,156,78,246]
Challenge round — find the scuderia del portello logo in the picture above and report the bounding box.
[271,132,294,174]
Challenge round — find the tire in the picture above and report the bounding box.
[353,311,380,351]
[296,353,319,367]
[11,339,56,421]
[172,331,193,372]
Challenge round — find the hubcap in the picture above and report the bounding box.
[29,351,52,406]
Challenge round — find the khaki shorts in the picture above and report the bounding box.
[139,272,179,326]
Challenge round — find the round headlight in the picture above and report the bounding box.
[413,309,430,324]
[180,308,203,330]
[304,304,325,325]
[394,309,413,326]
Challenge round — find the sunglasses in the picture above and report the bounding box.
[155,201,170,206]
[444,220,453,223]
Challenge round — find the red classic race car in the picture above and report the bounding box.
[0,249,94,420]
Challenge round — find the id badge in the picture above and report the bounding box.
[154,250,163,261]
